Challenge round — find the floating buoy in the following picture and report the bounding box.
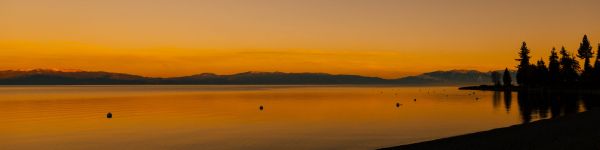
[413,99,416,102]
[106,112,112,118]
[396,102,401,107]
[259,105,264,110]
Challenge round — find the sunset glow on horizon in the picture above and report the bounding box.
[2,0,600,78]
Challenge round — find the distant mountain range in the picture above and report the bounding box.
[0,69,514,85]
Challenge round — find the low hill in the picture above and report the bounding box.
[393,70,514,85]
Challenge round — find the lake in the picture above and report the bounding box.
[0,85,593,150]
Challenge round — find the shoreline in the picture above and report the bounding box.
[459,85,600,94]
[379,109,600,150]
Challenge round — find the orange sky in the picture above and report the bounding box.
[1,0,600,78]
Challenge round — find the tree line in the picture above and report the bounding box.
[492,35,599,88]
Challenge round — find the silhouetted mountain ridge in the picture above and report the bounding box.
[0,69,504,85]
[166,71,387,84]
[0,69,148,84]
[393,69,511,85]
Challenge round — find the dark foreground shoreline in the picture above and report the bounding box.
[379,110,600,150]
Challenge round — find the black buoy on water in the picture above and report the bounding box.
[106,112,112,118]
[259,105,264,111]
[413,99,416,102]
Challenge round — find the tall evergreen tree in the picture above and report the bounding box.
[577,35,593,73]
[548,47,561,86]
[593,43,600,85]
[577,35,593,86]
[516,42,531,86]
[559,46,580,86]
[594,43,600,73]
[503,68,512,87]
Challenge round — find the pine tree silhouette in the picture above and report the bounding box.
[503,68,512,88]
[593,43,600,85]
[516,42,531,87]
[548,47,561,86]
[577,35,593,86]
[559,46,580,86]
[577,35,593,73]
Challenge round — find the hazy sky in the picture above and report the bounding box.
[1,0,600,78]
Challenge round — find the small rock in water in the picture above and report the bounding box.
[396,102,404,107]
[106,112,112,118]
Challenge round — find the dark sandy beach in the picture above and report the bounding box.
[380,110,600,150]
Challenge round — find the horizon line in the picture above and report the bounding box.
[0,68,509,79]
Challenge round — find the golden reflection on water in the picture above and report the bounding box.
[0,86,523,150]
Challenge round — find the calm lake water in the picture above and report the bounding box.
[0,85,593,150]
